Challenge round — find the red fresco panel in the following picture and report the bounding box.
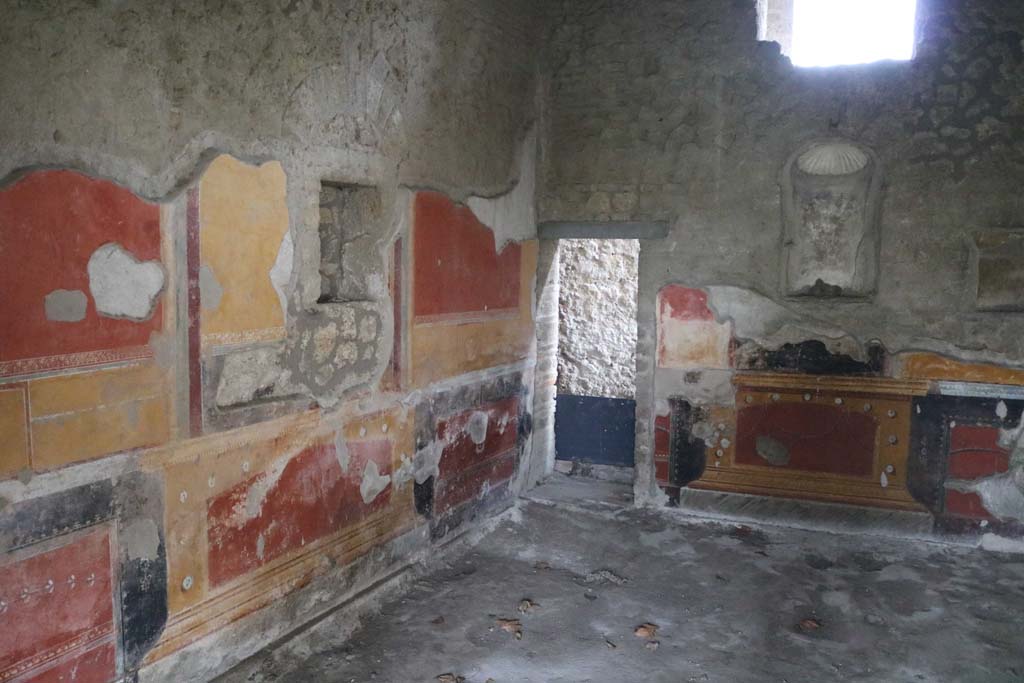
[0,170,162,377]
[654,459,670,484]
[654,414,671,456]
[0,529,115,683]
[948,424,1010,480]
[20,641,116,683]
[207,440,393,587]
[435,451,517,513]
[658,285,715,322]
[434,398,519,514]
[437,397,519,480]
[186,187,203,437]
[944,490,994,520]
[735,403,876,477]
[950,424,1003,453]
[412,192,520,322]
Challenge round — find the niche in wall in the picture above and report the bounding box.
[780,139,883,299]
[972,229,1024,312]
[318,182,382,304]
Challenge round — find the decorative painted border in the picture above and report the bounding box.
[0,347,154,380]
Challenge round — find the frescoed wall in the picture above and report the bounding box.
[0,162,540,682]
[196,156,289,352]
[0,170,173,481]
[652,282,1024,537]
[408,191,538,387]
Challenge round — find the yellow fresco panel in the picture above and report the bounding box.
[29,362,167,415]
[31,395,169,470]
[0,385,30,478]
[29,363,170,470]
[199,155,289,350]
[896,352,1024,386]
[410,240,537,387]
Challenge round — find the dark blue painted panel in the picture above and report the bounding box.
[555,394,636,467]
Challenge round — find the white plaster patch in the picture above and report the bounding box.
[980,533,1024,554]
[392,452,414,487]
[87,243,165,320]
[996,400,1009,419]
[468,411,490,445]
[968,474,1024,522]
[43,289,87,322]
[120,518,160,561]
[220,457,291,530]
[466,127,537,249]
[413,442,441,484]
[359,460,391,504]
[270,232,293,322]
[199,264,224,311]
[333,431,350,473]
[706,285,860,358]
[256,532,266,561]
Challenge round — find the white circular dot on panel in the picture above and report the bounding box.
[359,427,367,437]
[834,397,844,405]
[179,491,188,504]
[863,403,872,412]
[715,449,723,457]
[887,409,897,418]
[720,438,731,448]
[888,435,898,445]
[745,395,753,404]
[381,423,389,433]
[885,464,895,473]
[803,393,811,401]
[207,475,216,489]
[181,575,194,591]
[242,461,251,473]
[771,393,780,401]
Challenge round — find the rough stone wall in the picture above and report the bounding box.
[557,239,638,398]
[0,2,549,681]
[541,0,1024,511]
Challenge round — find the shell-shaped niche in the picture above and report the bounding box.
[796,142,869,176]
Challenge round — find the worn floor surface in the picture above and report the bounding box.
[220,476,1024,683]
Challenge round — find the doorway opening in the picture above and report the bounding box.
[553,238,639,481]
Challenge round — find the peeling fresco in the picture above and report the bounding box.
[197,156,289,351]
[0,529,116,683]
[413,192,521,324]
[0,170,163,378]
[656,285,732,370]
[435,397,519,514]
[207,439,392,586]
[0,0,547,678]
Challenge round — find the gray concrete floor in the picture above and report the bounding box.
[221,475,1024,683]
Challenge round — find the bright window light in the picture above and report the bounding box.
[790,0,918,68]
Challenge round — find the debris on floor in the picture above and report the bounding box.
[797,617,822,633]
[634,622,659,639]
[517,598,538,613]
[583,568,628,585]
[216,480,1024,683]
[496,617,524,639]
